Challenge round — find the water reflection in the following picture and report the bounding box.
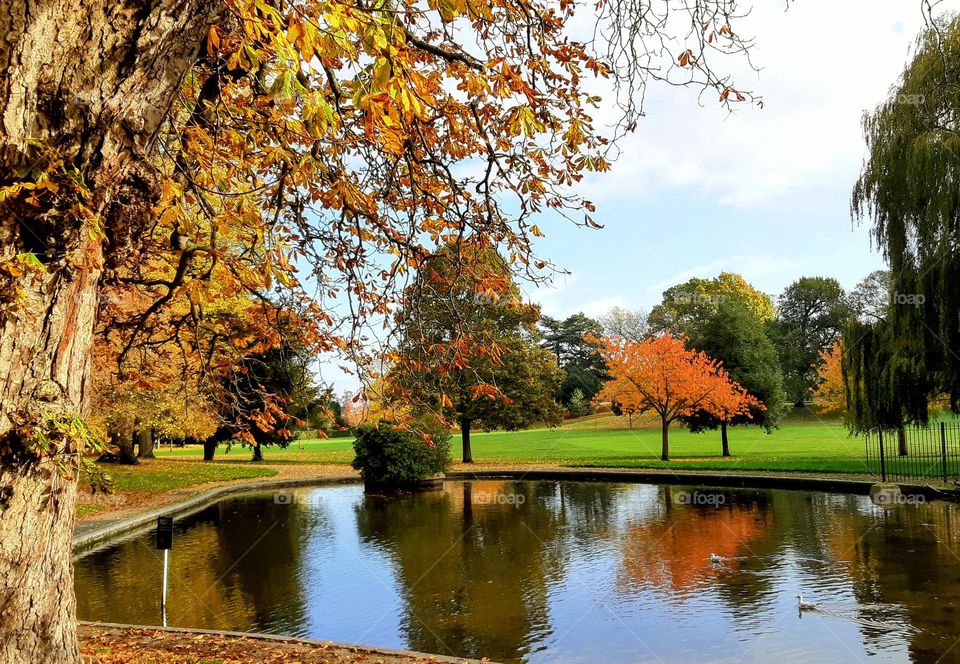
[75,481,960,663]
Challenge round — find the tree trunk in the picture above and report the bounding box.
[252,443,263,462]
[461,417,473,463]
[110,418,138,465]
[721,422,730,457]
[0,2,221,661]
[137,426,155,459]
[203,438,218,461]
[628,412,633,429]
[661,418,670,461]
[897,426,908,457]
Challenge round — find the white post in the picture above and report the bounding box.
[161,548,169,619]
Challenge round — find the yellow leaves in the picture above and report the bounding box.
[505,106,545,138]
[427,0,467,23]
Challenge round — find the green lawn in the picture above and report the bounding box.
[152,415,877,475]
[104,459,277,492]
[452,420,875,474]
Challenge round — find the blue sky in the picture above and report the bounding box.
[322,0,959,392]
[526,0,958,318]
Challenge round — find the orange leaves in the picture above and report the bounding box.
[593,333,760,424]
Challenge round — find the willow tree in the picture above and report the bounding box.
[850,14,960,428]
[0,0,762,661]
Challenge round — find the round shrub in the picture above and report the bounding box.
[351,421,451,482]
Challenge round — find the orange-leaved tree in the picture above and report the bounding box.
[812,340,845,418]
[592,333,760,460]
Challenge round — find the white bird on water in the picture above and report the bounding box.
[709,553,724,564]
[796,594,817,611]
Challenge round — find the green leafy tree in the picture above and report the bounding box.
[771,277,851,406]
[648,272,774,335]
[390,244,563,463]
[568,388,591,418]
[850,15,960,425]
[211,340,320,461]
[540,313,607,405]
[679,299,788,455]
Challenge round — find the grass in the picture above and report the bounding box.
[452,418,875,474]
[150,411,873,475]
[154,439,356,464]
[102,458,278,493]
[77,459,278,519]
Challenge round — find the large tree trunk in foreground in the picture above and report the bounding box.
[0,2,220,661]
[721,422,730,457]
[137,426,155,459]
[661,418,670,461]
[461,417,473,463]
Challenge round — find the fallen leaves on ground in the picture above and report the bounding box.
[79,624,472,663]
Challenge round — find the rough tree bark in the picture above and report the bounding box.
[0,2,220,662]
[137,426,155,459]
[110,417,138,465]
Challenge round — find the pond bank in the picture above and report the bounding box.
[75,463,960,553]
[78,623,485,663]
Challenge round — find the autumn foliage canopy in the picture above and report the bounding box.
[591,333,762,460]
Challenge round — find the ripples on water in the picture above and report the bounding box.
[74,481,960,663]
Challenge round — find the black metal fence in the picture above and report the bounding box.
[864,422,960,482]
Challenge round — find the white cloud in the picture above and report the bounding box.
[579,0,955,209]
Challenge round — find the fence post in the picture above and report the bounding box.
[878,430,887,482]
[941,422,948,483]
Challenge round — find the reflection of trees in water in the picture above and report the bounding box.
[822,498,960,661]
[355,480,616,663]
[75,492,328,633]
[618,487,774,596]
[77,481,960,663]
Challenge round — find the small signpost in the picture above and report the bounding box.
[156,516,173,625]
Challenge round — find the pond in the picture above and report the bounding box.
[74,480,960,663]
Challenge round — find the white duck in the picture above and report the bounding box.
[709,553,724,564]
[796,594,817,611]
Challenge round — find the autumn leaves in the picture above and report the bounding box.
[590,333,763,461]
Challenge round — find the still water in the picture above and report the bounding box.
[75,481,960,663]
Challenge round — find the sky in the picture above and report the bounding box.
[321,0,960,392]
[525,0,958,318]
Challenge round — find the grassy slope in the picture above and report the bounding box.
[152,411,872,474]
